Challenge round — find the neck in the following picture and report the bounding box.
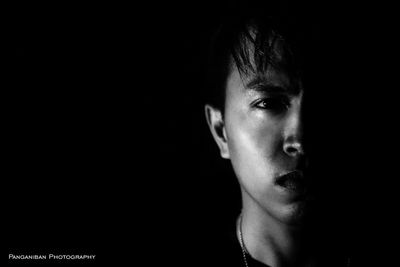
[240,193,317,267]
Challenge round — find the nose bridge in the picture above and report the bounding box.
[283,98,304,156]
[285,99,303,140]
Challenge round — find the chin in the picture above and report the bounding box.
[269,198,313,226]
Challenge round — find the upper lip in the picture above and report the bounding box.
[275,170,307,188]
[277,170,304,180]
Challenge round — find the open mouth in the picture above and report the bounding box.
[275,170,308,194]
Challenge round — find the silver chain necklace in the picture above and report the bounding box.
[238,213,250,267]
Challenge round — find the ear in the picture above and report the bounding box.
[205,104,230,159]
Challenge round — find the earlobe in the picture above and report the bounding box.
[205,104,230,159]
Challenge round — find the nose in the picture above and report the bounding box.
[282,104,304,158]
[283,139,303,157]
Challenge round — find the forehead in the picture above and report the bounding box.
[226,61,302,96]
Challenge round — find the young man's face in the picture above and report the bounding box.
[207,54,313,225]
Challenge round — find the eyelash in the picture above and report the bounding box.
[253,97,290,112]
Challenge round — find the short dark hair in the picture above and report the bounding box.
[205,9,319,110]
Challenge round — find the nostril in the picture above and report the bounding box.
[286,146,299,155]
[284,143,303,156]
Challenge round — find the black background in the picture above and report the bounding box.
[5,1,400,266]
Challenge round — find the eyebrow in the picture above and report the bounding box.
[245,76,300,95]
[245,76,288,93]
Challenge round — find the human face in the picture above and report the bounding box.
[223,63,311,224]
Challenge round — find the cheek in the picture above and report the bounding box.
[227,110,282,160]
[226,109,284,182]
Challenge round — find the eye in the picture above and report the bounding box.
[254,97,289,112]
